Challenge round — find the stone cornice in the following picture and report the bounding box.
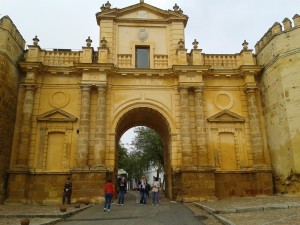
[73,63,114,73]
[19,61,46,73]
[172,65,210,73]
[238,65,262,74]
[110,68,175,77]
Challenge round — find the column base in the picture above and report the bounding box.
[253,164,272,171]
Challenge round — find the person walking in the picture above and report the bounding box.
[62,177,72,205]
[152,177,160,206]
[104,179,115,212]
[139,176,147,206]
[118,176,127,206]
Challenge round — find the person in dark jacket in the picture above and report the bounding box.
[62,177,72,205]
[139,176,147,205]
[118,176,127,205]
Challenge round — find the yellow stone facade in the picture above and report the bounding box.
[0,16,25,203]
[256,15,300,194]
[1,2,299,204]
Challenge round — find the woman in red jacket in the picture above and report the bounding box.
[104,179,115,212]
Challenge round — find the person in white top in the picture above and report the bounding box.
[151,177,160,206]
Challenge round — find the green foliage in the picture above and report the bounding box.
[118,143,128,169]
[118,127,164,181]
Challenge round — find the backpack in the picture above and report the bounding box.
[146,183,151,192]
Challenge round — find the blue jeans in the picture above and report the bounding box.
[118,190,125,204]
[152,191,159,204]
[104,193,113,209]
[140,191,147,204]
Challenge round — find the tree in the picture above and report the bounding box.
[117,143,144,181]
[132,127,164,178]
[118,143,128,169]
[118,127,164,182]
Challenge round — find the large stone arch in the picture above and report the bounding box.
[110,102,178,199]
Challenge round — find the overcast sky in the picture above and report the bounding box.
[1,0,299,53]
[1,0,299,144]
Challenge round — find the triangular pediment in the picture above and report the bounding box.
[207,110,245,123]
[37,108,77,122]
[96,2,188,25]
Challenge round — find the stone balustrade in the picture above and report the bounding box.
[154,55,168,68]
[203,54,238,68]
[40,49,80,66]
[255,14,300,54]
[117,54,132,67]
[117,54,169,68]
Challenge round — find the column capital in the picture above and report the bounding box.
[96,84,107,91]
[244,84,258,94]
[177,84,190,91]
[79,84,92,91]
[194,85,205,93]
[21,83,37,91]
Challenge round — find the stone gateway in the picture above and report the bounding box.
[0,2,299,204]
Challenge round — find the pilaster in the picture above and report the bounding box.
[77,84,91,168]
[94,84,107,167]
[194,85,209,167]
[178,85,193,167]
[243,75,266,168]
[15,83,36,168]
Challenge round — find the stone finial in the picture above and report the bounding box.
[282,17,292,31]
[105,1,111,9]
[179,8,183,14]
[293,14,300,27]
[32,35,39,46]
[86,36,92,47]
[100,4,106,11]
[242,40,249,50]
[100,37,107,48]
[192,39,199,49]
[140,0,144,3]
[178,39,185,49]
[173,4,179,12]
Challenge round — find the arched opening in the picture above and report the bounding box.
[114,107,173,199]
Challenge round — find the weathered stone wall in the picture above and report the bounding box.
[256,15,300,194]
[215,172,273,198]
[172,170,216,202]
[0,16,25,203]
[7,172,107,204]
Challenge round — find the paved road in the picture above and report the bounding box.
[55,191,206,225]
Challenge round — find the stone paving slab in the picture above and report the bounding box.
[222,208,300,225]
[196,195,300,211]
[0,204,91,225]
[194,195,300,225]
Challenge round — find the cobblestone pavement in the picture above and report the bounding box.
[0,195,299,225]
